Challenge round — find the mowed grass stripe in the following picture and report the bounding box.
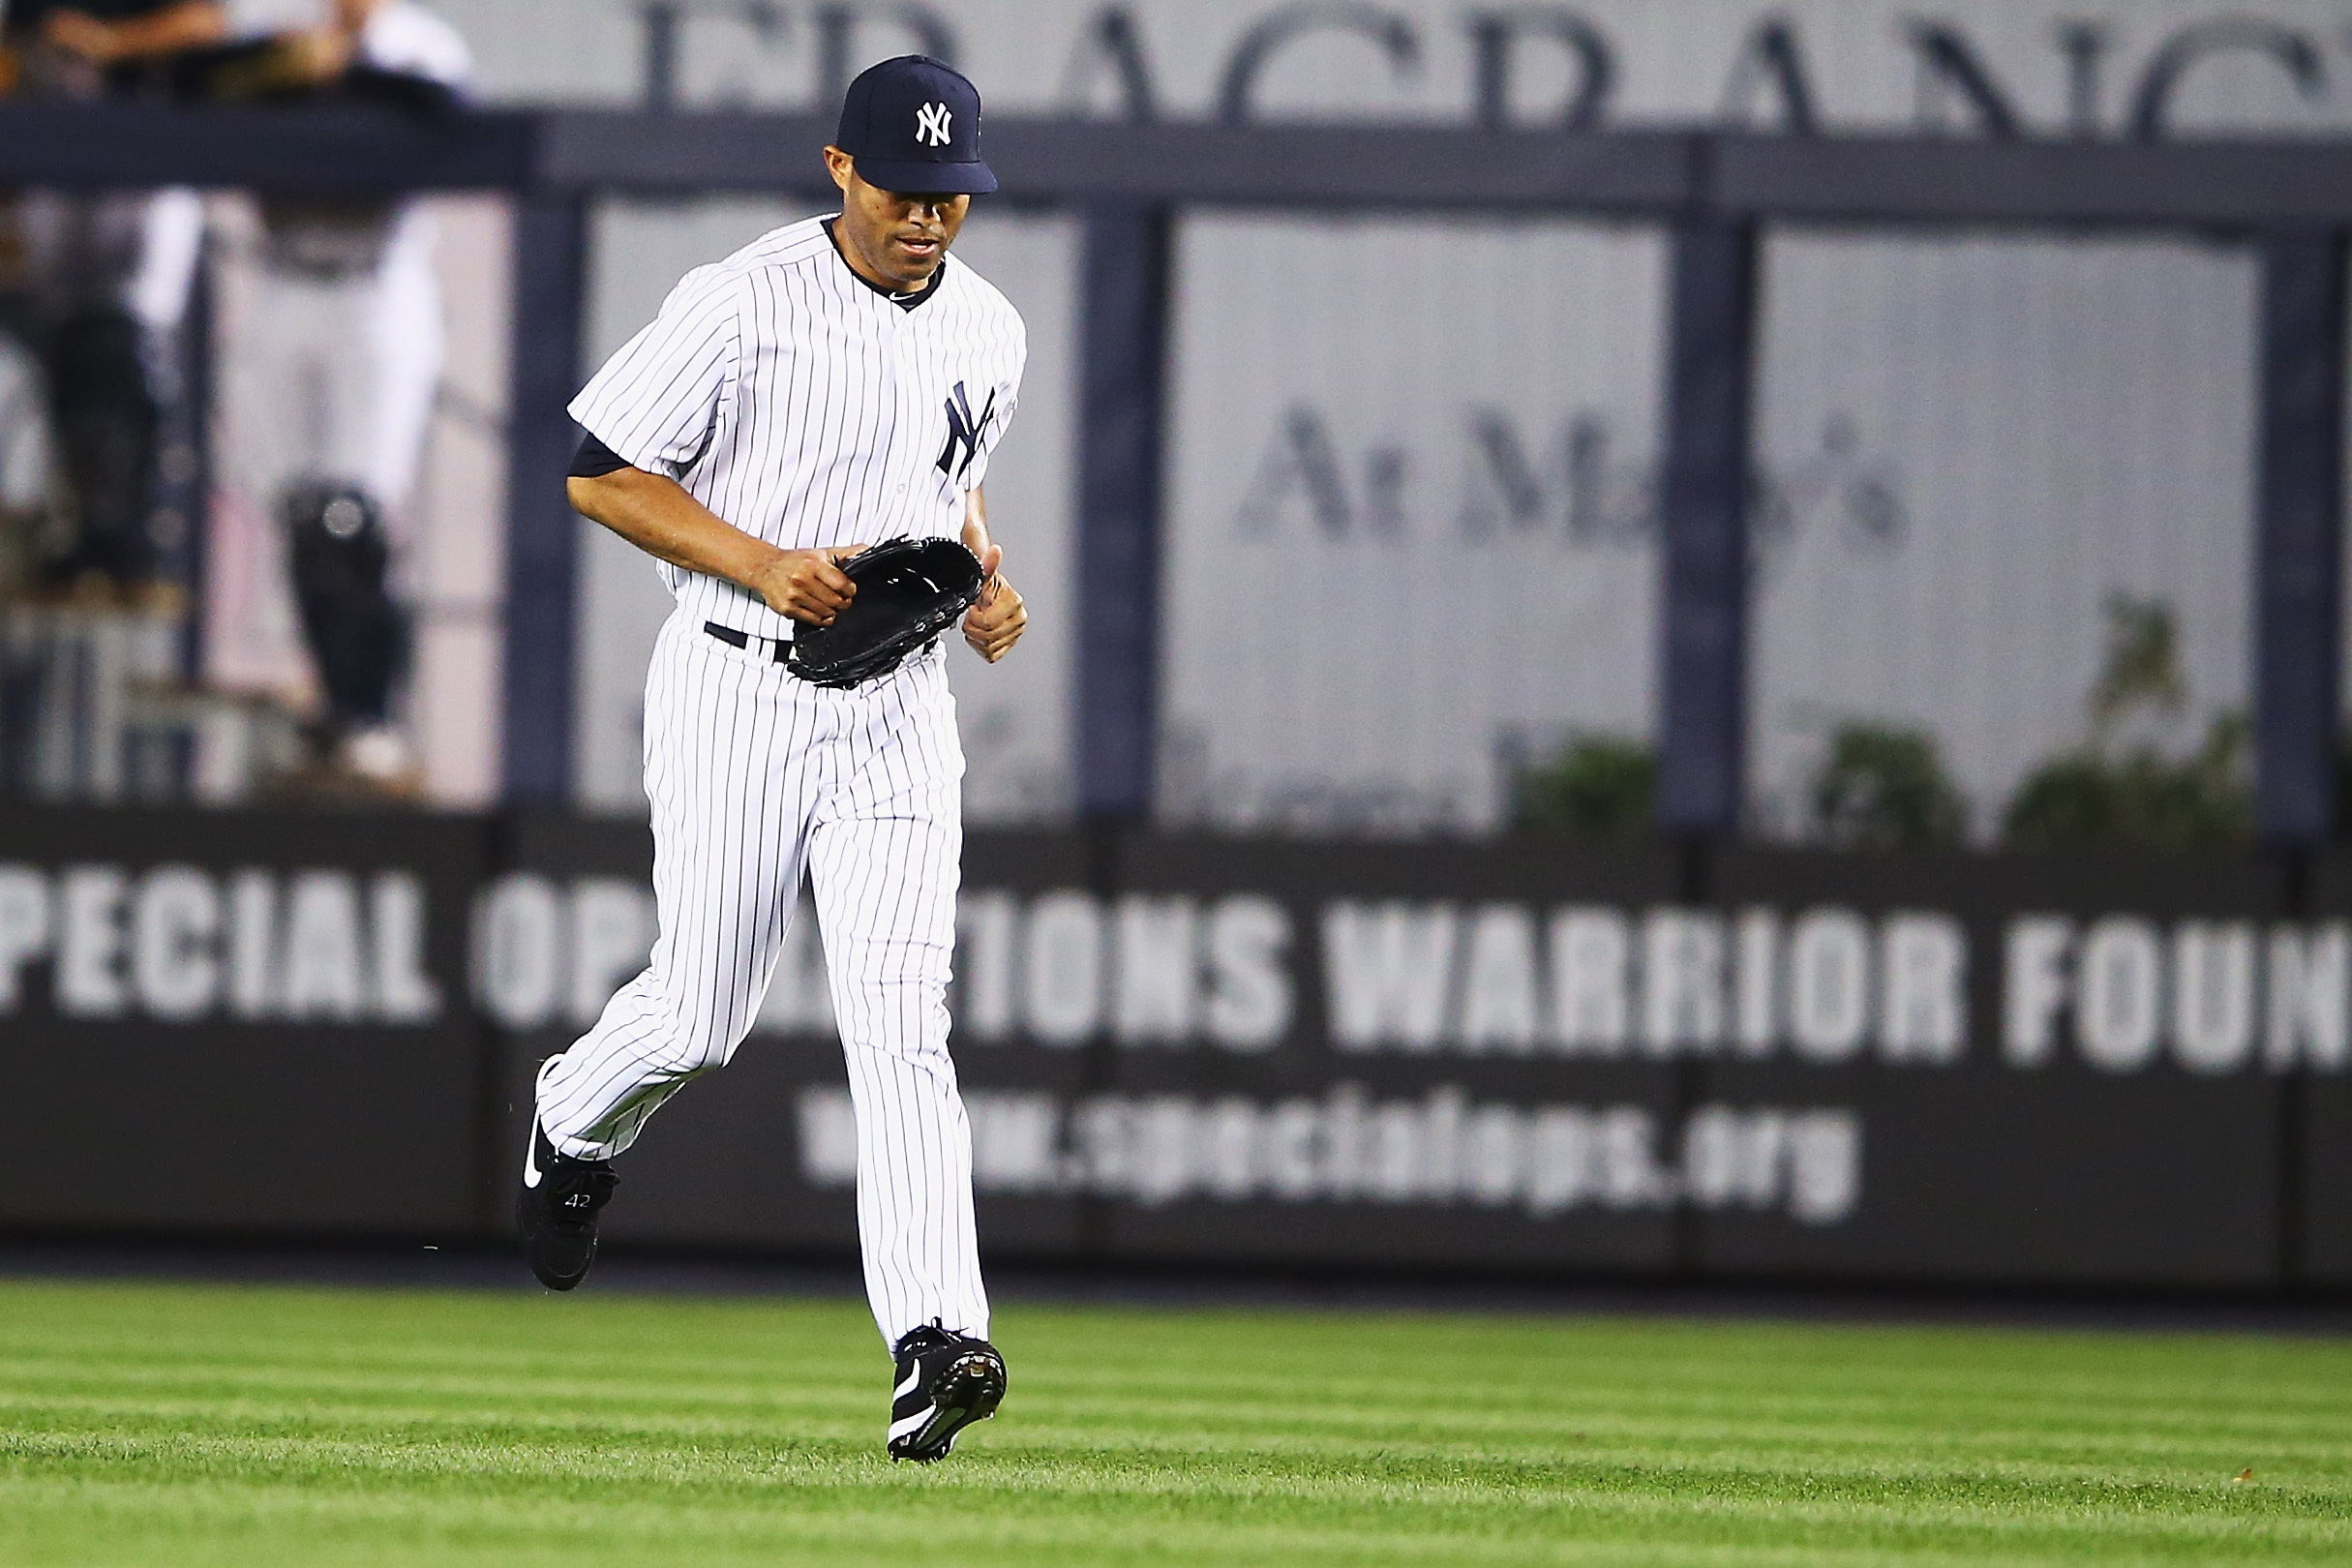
[0,1279,2345,1565]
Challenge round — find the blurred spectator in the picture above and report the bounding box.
[223,0,470,786]
[189,0,466,107]
[281,479,406,777]
[1,1,223,605]
[0,325,53,594]
[243,0,467,96]
[230,0,469,514]
[3,1,226,93]
[0,193,49,590]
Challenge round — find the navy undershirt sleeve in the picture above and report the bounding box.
[568,432,634,478]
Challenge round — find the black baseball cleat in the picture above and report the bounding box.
[516,1117,618,1291]
[886,1321,1007,1462]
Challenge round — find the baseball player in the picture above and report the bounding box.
[517,55,1028,1464]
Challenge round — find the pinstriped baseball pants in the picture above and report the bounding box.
[536,607,987,1346]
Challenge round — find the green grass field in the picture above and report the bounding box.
[0,1278,2347,1565]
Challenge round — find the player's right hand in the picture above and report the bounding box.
[755,546,863,626]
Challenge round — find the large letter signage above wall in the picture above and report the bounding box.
[586,1,2352,139]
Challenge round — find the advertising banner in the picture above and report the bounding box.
[0,807,490,1234]
[3,806,2342,1288]
[1698,852,2290,1286]
[959,837,1686,1270]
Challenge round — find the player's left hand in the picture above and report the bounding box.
[962,543,1025,662]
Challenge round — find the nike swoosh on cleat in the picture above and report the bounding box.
[523,1127,543,1189]
[893,1365,923,1400]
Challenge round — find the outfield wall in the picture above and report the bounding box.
[3,805,2347,1290]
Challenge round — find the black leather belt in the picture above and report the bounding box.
[704,620,792,661]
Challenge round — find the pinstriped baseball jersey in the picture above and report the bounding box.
[568,217,1026,642]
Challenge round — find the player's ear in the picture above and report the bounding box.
[822,146,856,195]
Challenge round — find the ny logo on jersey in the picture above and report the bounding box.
[916,102,952,147]
[937,380,997,482]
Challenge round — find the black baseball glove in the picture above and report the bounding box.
[785,536,987,690]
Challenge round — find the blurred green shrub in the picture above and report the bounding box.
[2002,595,2251,850]
[2086,592,2186,735]
[1809,724,1966,850]
[1511,736,1654,845]
[2005,711,2251,849]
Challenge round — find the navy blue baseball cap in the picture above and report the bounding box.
[834,55,998,196]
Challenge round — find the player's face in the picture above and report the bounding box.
[827,153,972,290]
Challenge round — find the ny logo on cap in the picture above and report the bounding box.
[915,102,952,147]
